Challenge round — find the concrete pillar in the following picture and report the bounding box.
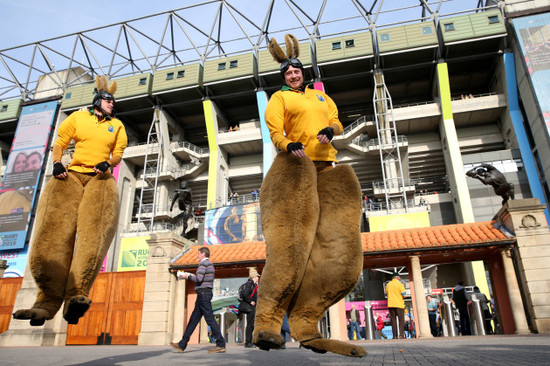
[138,232,191,345]
[328,298,347,341]
[496,198,550,333]
[409,256,432,338]
[500,248,531,334]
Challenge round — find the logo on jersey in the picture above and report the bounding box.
[316,94,325,102]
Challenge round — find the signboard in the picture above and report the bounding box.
[117,236,150,271]
[0,101,57,251]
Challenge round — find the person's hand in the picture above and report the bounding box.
[93,161,110,174]
[251,301,255,306]
[317,127,334,144]
[53,162,68,180]
[287,142,305,158]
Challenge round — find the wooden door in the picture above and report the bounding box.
[66,271,145,345]
[0,277,23,334]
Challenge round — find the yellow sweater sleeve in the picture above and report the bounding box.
[265,91,292,152]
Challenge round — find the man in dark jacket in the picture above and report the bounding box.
[239,268,260,348]
[451,281,471,335]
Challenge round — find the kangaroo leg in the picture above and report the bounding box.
[287,164,366,357]
[13,175,82,325]
[63,173,119,324]
[253,152,319,350]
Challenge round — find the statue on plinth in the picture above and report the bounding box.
[466,163,514,205]
[170,181,193,237]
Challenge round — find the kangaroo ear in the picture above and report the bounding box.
[107,80,117,96]
[284,34,300,59]
[268,37,288,63]
[95,75,107,92]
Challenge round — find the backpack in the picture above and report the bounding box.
[238,281,251,302]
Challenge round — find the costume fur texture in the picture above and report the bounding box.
[13,172,119,325]
[253,152,365,357]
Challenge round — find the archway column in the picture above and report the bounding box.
[500,248,531,334]
[408,255,432,338]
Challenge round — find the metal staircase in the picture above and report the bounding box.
[136,108,162,234]
[372,70,409,213]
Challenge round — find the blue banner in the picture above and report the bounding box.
[203,202,263,245]
[0,101,57,251]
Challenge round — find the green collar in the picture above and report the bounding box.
[281,83,314,92]
[87,107,112,121]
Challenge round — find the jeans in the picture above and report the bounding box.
[179,289,225,349]
[349,321,362,340]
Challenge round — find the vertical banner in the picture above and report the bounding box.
[0,101,57,256]
[513,13,550,137]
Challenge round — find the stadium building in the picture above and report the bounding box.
[1,0,549,346]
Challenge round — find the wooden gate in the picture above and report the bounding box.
[66,270,146,345]
[0,277,23,334]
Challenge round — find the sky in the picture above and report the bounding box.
[0,0,189,49]
[0,0,482,50]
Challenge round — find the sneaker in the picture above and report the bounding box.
[244,343,256,348]
[208,346,226,353]
[169,342,185,353]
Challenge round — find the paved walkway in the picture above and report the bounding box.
[0,334,548,365]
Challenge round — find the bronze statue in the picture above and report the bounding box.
[170,181,193,237]
[466,163,514,205]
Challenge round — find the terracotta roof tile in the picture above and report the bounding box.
[171,221,513,268]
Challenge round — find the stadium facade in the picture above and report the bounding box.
[1,0,550,345]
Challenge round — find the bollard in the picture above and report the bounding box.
[470,294,486,336]
[443,295,457,337]
[364,301,375,340]
[0,259,8,278]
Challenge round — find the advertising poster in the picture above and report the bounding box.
[203,202,263,245]
[0,101,57,251]
[117,236,150,272]
[513,13,550,137]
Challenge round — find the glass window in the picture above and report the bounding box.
[444,23,455,32]
[380,33,390,42]
[218,63,226,71]
[229,60,238,68]
[345,39,355,48]
[0,105,7,112]
[138,78,147,85]
[488,15,500,24]
[422,26,433,35]
[332,42,342,50]
[166,72,174,80]
[64,93,72,100]
[177,70,185,78]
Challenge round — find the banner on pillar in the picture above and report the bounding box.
[513,13,550,137]
[203,201,263,245]
[0,101,57,251]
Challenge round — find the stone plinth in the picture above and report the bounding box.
[0,258,67,347]
[137,232,191,345]
[496,198,550,333]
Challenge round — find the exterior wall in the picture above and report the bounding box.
[152,63,202,92]
[203,54,256,84]
[0,99,21,122]
[315,32,373,64]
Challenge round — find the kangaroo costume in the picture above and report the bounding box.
[252,35,366,357]
[13,76,127,326]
